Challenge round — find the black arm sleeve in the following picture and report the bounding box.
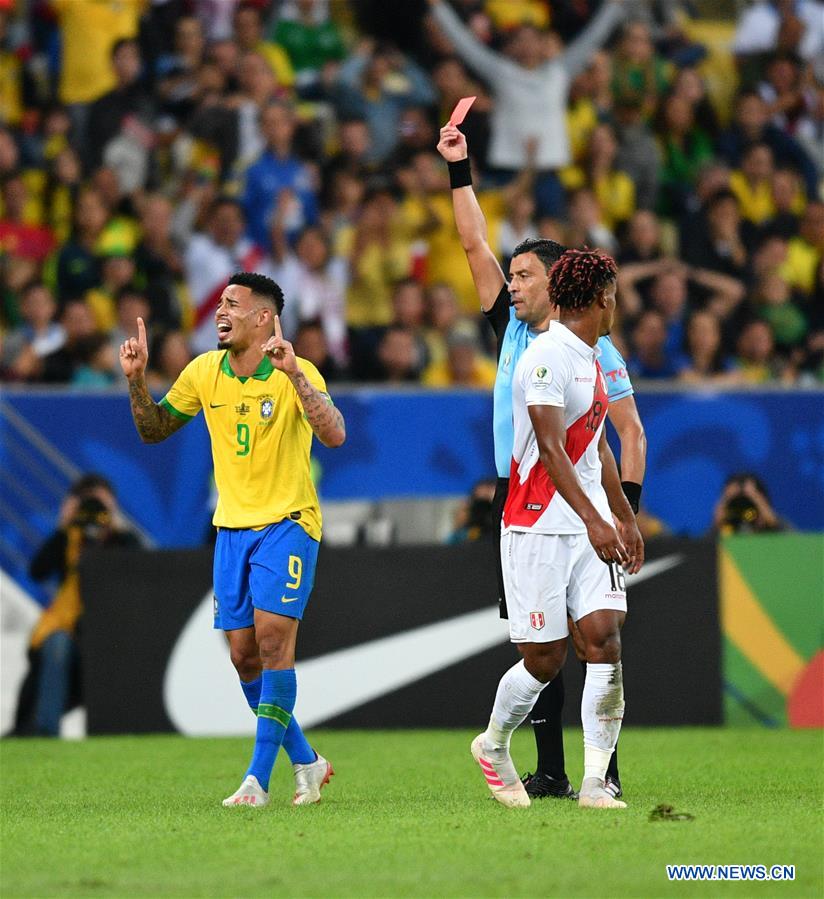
[482,285,511,361]
[29,530,68,582]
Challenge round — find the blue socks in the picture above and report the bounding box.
[239,674,315,764]
[240,675,262,713]
[241,669,316,789]
[282,716,315,765]
[245,669,295,791]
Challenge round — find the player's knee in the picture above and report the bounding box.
[519,644,566,683]
[586,630,622,664]
[229,647,260,680]
[257,635,291,668]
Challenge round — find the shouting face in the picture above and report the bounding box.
[214,284,271,351]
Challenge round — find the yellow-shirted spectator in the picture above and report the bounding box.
[563,97,599,168]
[336,190,411,328]
[40,107,73,166]
[779,202,824,295]
[423,284,463,368]
[85,254,136,332]
[729,142,776,225]
[770,168,806,223]
[398,152,505,313]
[256,43,295,90]
[0,39,22,126]
[561,51,614,185]
[422,323,497,389]
[52,0,145,105]
[0,169,46,226]
[234,2,295,91]
[560,124,635,229]
[402,191,505,313]
[45,148,82,243]
[592,169,635,230]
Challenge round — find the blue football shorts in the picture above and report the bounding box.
[212,519,319,630]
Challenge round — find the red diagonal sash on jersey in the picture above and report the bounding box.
[193,245,266,328]
[503,362,609,529]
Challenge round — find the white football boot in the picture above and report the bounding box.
[578,776,627,809]
[222,774,269,807]
[292,754,334,806]
[470,734,530,808]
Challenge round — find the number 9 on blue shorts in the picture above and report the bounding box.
[213,519,320,630]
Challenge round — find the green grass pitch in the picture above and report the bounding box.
[2,728,822,898]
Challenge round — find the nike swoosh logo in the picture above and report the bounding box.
[209,403,226,409]
[281,595,299,603]
[163,555,683,735]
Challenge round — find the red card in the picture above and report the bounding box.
[449,96,476,126]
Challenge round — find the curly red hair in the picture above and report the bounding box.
[548,249,618,310]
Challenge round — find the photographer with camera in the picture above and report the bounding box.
[712,473,789,535]
[13,475,140,736]
[447,478,498,544]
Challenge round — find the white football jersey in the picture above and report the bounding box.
[503,321,612,535]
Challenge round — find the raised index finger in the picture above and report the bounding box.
[273,314,283,340]
[137,316,147,349]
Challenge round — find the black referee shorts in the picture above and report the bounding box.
[492,476,509,620]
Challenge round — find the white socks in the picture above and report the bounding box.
[582,662,625,781]
[485,659,548,751]
[482,659,624,786]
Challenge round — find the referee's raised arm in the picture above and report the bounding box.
[436,125,506,311]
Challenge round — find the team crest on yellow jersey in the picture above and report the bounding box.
[260,397,274,420]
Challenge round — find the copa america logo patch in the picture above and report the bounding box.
[260,397,274,419]
[530,611,545,630]
[532,365,552,390]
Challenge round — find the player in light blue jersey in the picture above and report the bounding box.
[438,123,646,801]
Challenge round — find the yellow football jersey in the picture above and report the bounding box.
[161,351,327,538]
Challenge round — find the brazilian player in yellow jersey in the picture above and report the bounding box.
[120,272,346,808]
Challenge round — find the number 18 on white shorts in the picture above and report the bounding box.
[501,530,627,643]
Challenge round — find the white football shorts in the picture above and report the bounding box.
[500,530,627,643]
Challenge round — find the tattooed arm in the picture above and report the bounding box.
[127,376,188,443]
[120,317,188,444]
[287,369,346,448]
[262,315,346,448]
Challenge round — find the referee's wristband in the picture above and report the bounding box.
[621,481,642,514]
[448,157,472,189]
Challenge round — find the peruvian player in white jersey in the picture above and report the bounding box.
[504,321,613,536]
[471,249,644,811]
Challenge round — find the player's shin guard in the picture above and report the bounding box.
[486,659,548,750]
[581,662,624,782]
[245,668,297,791]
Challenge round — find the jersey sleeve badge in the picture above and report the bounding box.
[531,366,552,389]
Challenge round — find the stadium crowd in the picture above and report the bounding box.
[0,0,822,389]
